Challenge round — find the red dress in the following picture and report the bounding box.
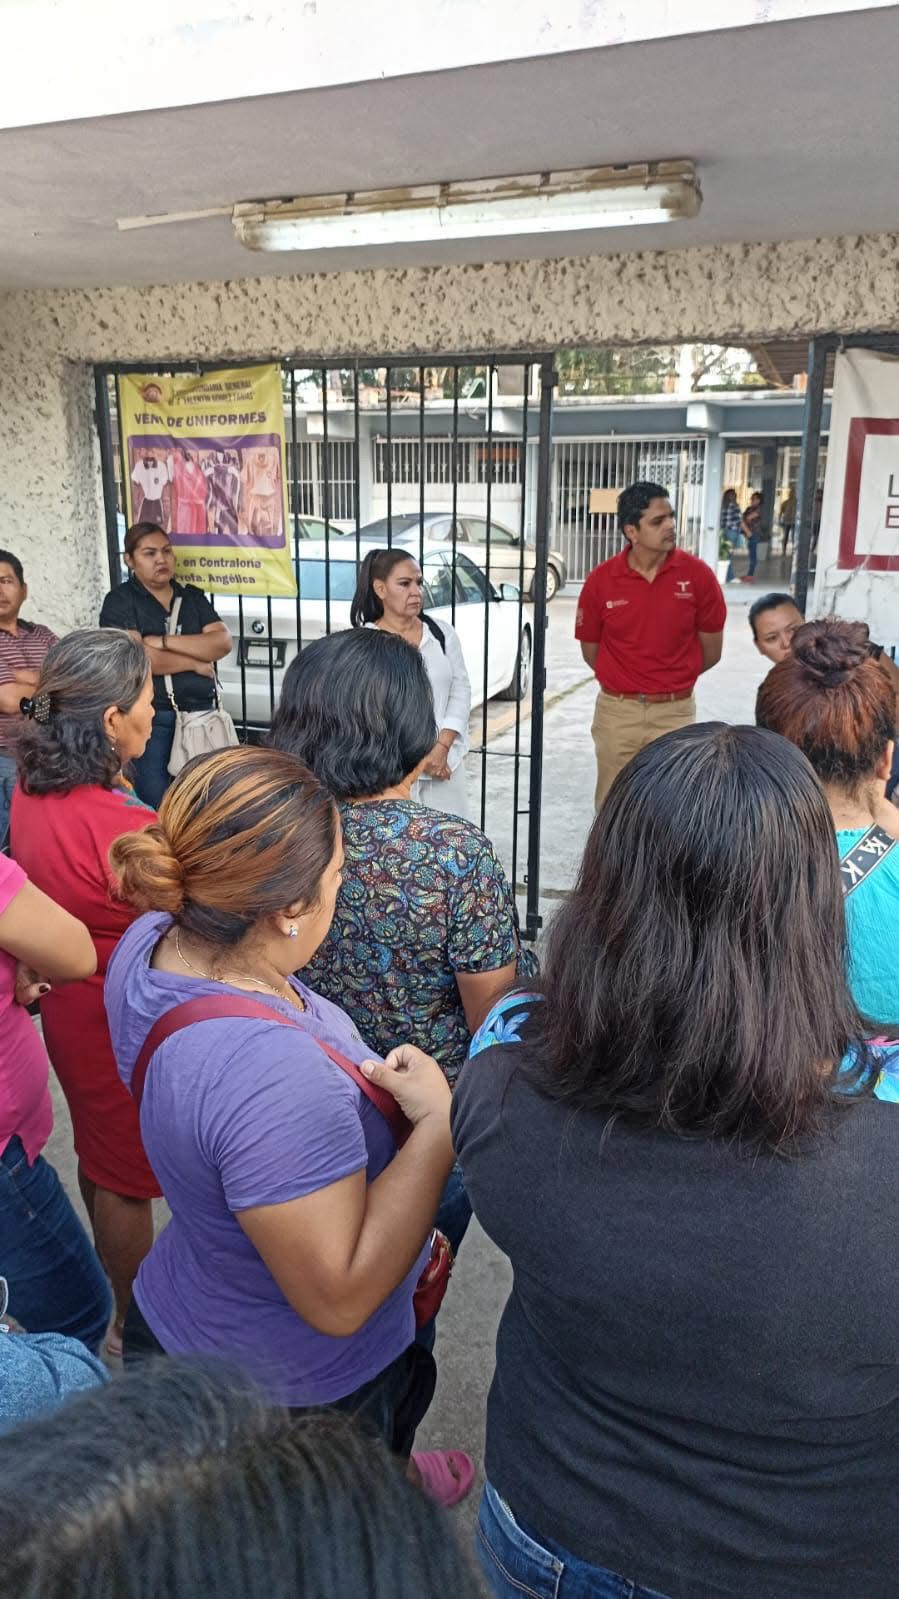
[169,453,209,537]
[11,782,160,1198]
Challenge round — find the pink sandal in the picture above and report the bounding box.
[411,1448,475,1507]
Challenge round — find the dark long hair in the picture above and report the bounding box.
[15,628,150,795]
[350,547,419,627]
[757,618,895,790]
[0,1359,483,1599]
[269,629,436,800]
[527,723,876,1150]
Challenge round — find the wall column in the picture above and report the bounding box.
[699,431,724,568]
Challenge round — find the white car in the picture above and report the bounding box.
[357,512,568,600]
[216,538,533,729]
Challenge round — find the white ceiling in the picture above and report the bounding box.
[1,7,898,290]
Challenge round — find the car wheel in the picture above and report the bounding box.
[497,626,532,702]
[530,564,561,602]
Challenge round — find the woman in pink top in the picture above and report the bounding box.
[0,856,111,1352]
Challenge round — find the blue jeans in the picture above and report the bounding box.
[477,1482,671,1599]
[129,707,176,810]
[0,751,17,849]
[747,534,760,577]
[0,1137,111,1354]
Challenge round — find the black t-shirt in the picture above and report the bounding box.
[99,577,220,711]
[452,999,899,1599]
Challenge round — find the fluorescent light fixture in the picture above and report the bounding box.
[231,161,700,252]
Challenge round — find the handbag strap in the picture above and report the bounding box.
[129,993,410,1146]
[163,595,183,710]
[839,824,897,897]
[163,594,223,711]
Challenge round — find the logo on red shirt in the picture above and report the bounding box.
[605,599,628,608]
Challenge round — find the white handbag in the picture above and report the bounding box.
[164,596,239,777]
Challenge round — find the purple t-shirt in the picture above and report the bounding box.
[105,912,425,1406]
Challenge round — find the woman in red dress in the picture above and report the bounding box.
[13,628,158,1355]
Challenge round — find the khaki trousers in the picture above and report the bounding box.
[591,690,696,810]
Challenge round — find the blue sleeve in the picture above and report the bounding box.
[0,1331,107,1434]
[872,1044,899,1103]
[469,991,542,1058]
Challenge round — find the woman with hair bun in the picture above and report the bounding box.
[757,617,899,1022]
[104,746,472,1500]
[351,547,472,819]
[12,628,158,1356]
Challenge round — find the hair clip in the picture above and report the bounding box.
[21,691,51,724]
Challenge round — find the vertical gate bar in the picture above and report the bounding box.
[237,595,248,733]
[450,365,459,628]
[94,370,123,586]
[321,367,332,634]
[510,362,530,902]
[480,363,495,832]
[290,367,303,661]
[385,369,393,547]
[793,336,831,612]
[353,365,362,566]
[418,365,426,567]
[113,371,132,565]
[525,355,555,941]
[266,593,275,717]
[577,440,584,578]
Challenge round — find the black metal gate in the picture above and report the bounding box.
[94,353,555,939]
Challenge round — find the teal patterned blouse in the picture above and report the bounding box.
[304,799,538,1086]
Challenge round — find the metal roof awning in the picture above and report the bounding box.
[747,341,836,390]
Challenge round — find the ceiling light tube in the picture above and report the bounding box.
[232,161,700,252]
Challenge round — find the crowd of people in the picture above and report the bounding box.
[0,483,897,1598]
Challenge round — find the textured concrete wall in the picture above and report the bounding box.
[3,229,899,633]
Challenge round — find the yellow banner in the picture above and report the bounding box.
[118,365,297,597]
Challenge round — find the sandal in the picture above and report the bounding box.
[411,1448,475,1507]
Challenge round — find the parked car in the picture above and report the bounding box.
[356,512,567,601]
[114,511,341,579]
[216,537,533,729]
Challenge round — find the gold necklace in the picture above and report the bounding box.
[174,928,302,1008]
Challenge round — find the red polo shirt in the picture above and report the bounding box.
[575,547,726,696]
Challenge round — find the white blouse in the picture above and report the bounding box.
[418,618,471,772]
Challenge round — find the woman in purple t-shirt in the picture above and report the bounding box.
[105,744,471,1501]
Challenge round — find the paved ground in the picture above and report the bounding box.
[40,550,787,1549]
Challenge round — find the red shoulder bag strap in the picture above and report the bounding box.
[129,994,410,1147]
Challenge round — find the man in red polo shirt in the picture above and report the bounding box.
[576,481,726,808]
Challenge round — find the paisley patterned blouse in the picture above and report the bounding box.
[304,799,537,1085]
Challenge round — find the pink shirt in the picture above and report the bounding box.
[0,856,53,1163]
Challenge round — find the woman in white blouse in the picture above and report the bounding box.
[350,549,472,819]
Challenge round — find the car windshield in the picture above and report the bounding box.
[297,559,358,601]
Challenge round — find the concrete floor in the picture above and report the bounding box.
[39,551,781,1548]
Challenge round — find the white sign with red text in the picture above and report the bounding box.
[813,349,899,643]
